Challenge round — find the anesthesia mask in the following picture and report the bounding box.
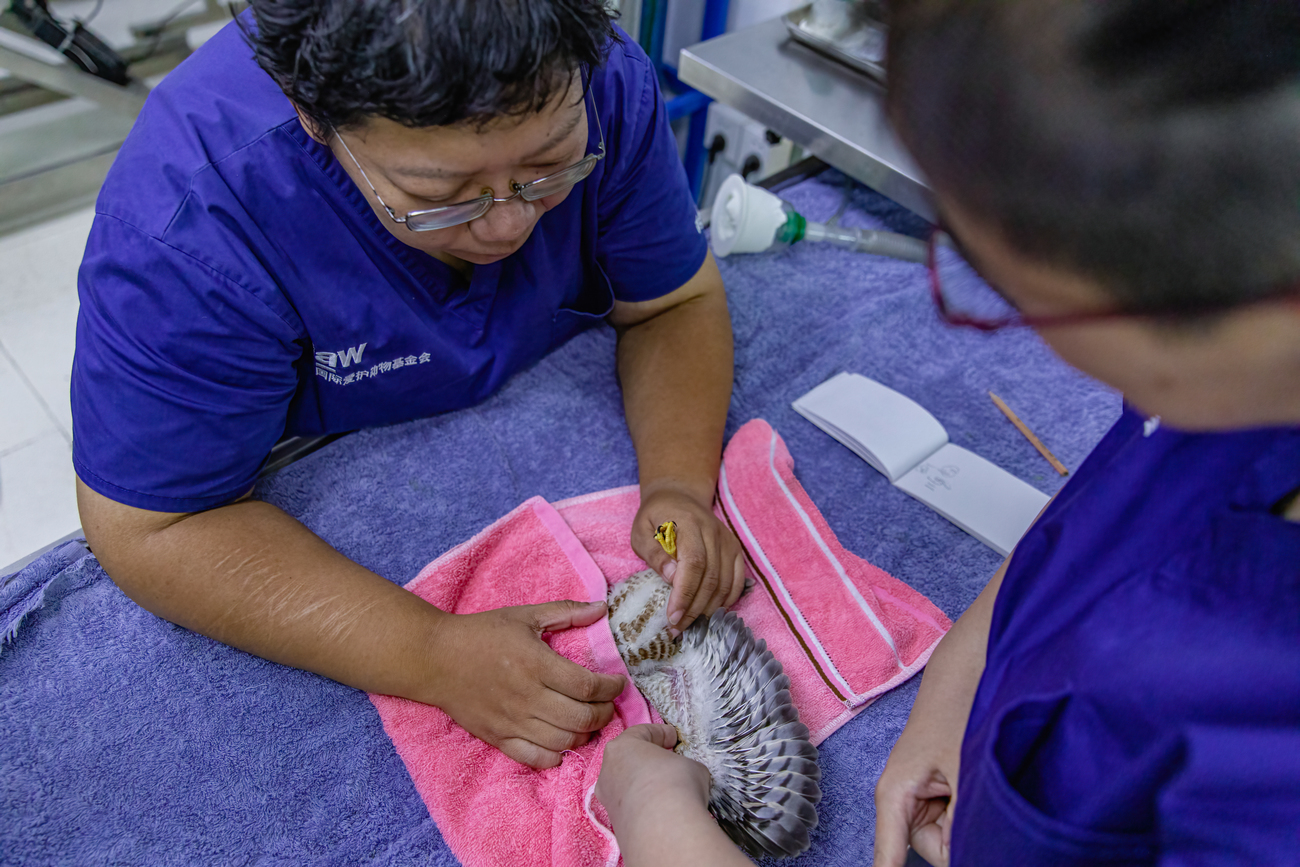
[709,174,928,264]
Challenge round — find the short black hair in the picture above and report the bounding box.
[886,0,1300,315]
[244,0,618,134]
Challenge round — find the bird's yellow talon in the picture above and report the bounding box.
[654,520,677,558]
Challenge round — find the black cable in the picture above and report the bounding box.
[78,0,104,26]
[7,0,129,83]
[707,134,728,162]
[698,133,728,206]
[135,0,204,62]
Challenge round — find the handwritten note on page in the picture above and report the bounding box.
[794,373,1049,556]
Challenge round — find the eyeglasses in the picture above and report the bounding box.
[335,82,605,233]
[926,226,1300,331]
[927,228,1132,331]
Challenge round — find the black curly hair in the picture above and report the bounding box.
[244,0,618,134]
[886,0,1300,316]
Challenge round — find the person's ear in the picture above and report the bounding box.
[291,103,329,144]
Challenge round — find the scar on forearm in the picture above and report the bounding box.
[216,543,381,645]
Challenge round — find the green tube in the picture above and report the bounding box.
[776,210,807,245]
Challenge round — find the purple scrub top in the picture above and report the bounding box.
[953,408,1300,865]
[71,19,707,513]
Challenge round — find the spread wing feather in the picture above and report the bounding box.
[607,570,822,859]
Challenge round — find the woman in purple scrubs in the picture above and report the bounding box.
[73,0,746,772]
[596,2,1300,864]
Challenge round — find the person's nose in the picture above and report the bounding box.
[472,193,537,244]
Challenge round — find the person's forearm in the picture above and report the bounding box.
[615,274,733,503]
[874,550,1030,866]
[80,487,448,702]
[907,557,1009,737]
[614,798,752,867]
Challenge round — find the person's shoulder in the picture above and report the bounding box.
[98,16,300,239]
[592,25,656,118]
[600,24,654,80]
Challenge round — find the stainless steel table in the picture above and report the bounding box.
[679,16,934,222]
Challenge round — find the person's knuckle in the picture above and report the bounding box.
[680,548,707,571]
[538,726,571,752]
[874,777,889,802]
[571,675,600,703]
[504,740,534,765]
[874,775,902,803]
[592,702,616,728]
[567,701,599,731]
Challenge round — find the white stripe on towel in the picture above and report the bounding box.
[719,460,857,703]
[765,430,902,668]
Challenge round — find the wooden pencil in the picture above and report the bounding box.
[988,392,1069,476]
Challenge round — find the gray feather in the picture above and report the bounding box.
[607,569,822,859]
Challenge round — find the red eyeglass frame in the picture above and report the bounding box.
[925,229,1139,331]
[927,225,1300,332]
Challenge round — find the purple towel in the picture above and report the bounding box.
[0,169,1120,865]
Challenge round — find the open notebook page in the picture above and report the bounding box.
[894,443,1050,556]
[792,372,949,481]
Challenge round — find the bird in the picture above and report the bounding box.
[606,568,822,859]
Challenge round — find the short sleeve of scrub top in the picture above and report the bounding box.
[71,19,708,513]
[950,408,1300,867]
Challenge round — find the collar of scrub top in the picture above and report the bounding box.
[334,70,606,233]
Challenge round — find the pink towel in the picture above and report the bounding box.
[369,420,950,867]
[368,498,647,867]
[551,419,951,743]
[713,419,951,731]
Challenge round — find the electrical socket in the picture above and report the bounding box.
[699,102,794,209]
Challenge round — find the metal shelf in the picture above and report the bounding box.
[679,16,933,221]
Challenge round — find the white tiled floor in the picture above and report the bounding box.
[0,206,94,570]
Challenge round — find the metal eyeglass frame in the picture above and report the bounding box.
[335,79,605,233]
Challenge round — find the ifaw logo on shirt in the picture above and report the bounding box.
[315,343,368,370]
[314,342,432,386]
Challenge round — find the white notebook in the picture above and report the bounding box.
[793,372,1049,556]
